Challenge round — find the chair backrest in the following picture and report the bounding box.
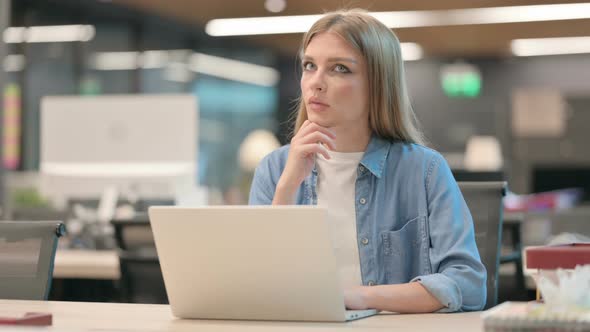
[0,221,65,300]
[452,169,505,182]
[457,181,506,310]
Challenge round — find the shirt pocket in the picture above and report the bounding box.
[380,216,431,282]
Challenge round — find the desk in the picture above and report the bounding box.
[53,249,120,280]
[50,250,120,302]
[0,300,484,331]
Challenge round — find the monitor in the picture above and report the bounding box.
[39,94,200,208]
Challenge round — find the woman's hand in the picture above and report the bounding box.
[344,286,371,310]
[272,120,336,205]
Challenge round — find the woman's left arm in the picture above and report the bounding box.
[346,152,487,313]
[344,282,444,313]
[411,152,487,312]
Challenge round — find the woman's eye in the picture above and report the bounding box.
[302,62,315,71]
[334,64,350,73]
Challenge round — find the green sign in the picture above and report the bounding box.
[441,71,482,98]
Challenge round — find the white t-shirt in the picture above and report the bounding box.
[316,150,364,290]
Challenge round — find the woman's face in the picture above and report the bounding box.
[300,31,369,130]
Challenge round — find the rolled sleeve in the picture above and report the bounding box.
[411,273,462,312]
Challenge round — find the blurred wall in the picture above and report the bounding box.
[403,55,590,194]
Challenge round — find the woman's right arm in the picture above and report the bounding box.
[249,120,336,205]
[273,120,336,205]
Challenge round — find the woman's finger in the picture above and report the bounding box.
[296,121,336,141]
[300,143,331,160]
[299,131,336,151]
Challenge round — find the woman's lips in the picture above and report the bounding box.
[308,98,329,111]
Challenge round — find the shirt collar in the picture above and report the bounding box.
[311,135,392,179]
[360,135,391,179]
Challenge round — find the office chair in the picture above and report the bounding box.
[458,181,507,310]
[111,215,167,304]
[0,221,65,300]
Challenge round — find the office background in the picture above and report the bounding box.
[2,0,590,202]
[1,0,589,305]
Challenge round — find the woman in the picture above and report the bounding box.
[249,9,486,313]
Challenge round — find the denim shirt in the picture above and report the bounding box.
[248,135,487,312]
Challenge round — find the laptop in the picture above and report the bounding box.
[148,205,378,322]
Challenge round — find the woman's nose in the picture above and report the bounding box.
[309,71,327,92]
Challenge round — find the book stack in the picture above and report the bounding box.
[482,302,590,332]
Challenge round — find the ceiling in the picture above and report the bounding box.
[113,0,590,58]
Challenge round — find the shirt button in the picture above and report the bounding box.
[361,237,369,245]
[367,281,376,286]
[358,165,365,173]
[359,198,366,205]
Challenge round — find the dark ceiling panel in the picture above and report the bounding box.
[112,0,590,57]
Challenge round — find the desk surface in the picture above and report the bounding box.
[53,249,120,280]
[0,300,484,331]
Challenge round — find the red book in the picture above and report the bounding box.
[526,243,590,270]
[0,312,52,326]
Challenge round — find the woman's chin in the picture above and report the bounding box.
[307,114,333,128]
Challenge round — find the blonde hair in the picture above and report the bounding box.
[293,9,426,145]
